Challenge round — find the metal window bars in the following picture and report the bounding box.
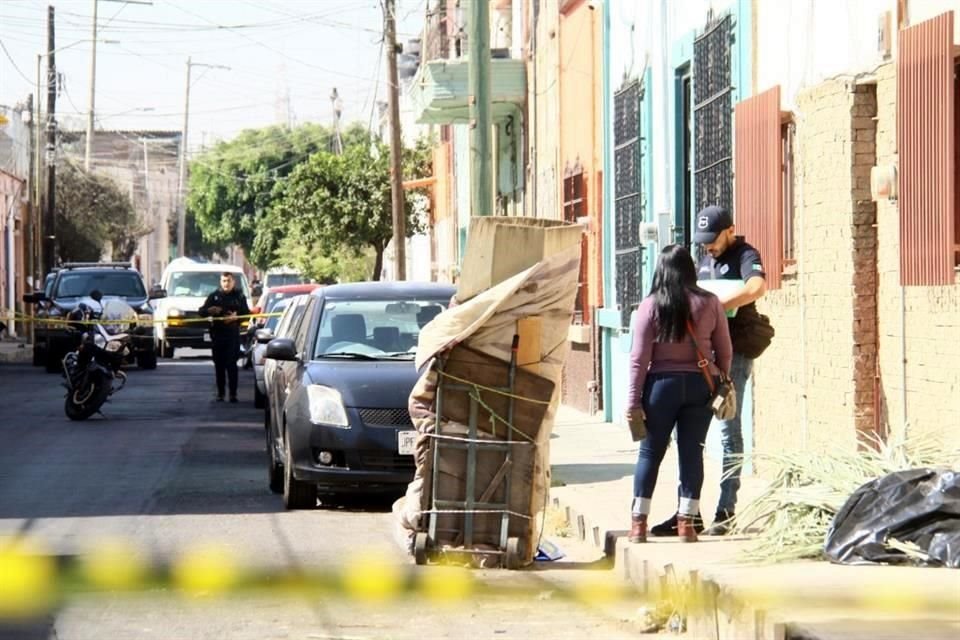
[613,78,644,329]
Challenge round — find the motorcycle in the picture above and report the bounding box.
[62,290,132,421]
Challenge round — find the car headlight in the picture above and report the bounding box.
[167,307,183,318]
[307,385,349,428]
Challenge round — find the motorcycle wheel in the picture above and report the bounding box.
[64,378,112,421]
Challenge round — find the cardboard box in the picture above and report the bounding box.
[457,217,583,302]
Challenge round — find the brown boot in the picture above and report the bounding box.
[677,515,699,543]
[629,514,648,543]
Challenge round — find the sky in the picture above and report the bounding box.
[0,0,426,151]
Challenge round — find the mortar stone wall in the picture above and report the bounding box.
[753,79,864,456]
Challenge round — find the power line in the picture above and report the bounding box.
[0,37,33,84]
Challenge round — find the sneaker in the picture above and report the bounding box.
[229,396,239,404]
[705,510,734,536]
[650,512,704,537]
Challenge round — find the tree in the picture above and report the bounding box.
[269,131,433,280]
[186,123,339,267]
[168,208,224,260]
[55,162,146,263]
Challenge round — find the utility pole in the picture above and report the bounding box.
[44,5,57,274]
[84,0,97,170]
[176,57,229,258]
[330,87,343,155]
[468,0,493,217]
[86,0,152,170]
[176,56,191,259]
[384,0,406,280]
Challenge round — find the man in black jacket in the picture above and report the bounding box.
[199,272,250,402]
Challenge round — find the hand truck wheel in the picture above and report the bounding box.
[414,532,430,566]
[505,537,524,570]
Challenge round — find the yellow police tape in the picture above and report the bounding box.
[0,536,633,618]
[0,310,282,327]
[2,535,959,619]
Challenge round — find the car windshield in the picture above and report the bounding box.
[313,298,447,360]
[168,271,248,298]
[55,271,146,299]
[264,298,290,332]
[261,289,307,312]
[265,273,304,287]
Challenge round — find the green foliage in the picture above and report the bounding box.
[168,208,225,260]
[55,163,145,263]
[189,120,434,281]
[268,130,433,280]
[186,123,336,266]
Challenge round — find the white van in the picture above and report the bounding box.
[153,258,250,358]
[263,266,305,289]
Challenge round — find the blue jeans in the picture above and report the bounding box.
[715,353,753,514]
[634,372,713,514]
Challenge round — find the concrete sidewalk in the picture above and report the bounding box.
[0,339,31,364]
[549,406,960,640]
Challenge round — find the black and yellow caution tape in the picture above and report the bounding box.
[0,310,282,328]
[0,537,629,618]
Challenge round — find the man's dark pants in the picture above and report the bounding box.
[212,334,240,398]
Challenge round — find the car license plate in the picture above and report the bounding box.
[398,430,417,455]
[203,332,212,343]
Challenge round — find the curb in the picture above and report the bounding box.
[0,343,31,365]
[551,495,790,640]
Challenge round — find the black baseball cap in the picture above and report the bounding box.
[693,205,734,244]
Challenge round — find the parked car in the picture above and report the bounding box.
[22,262,163,373]
[152,258,251,358]
[251,296,293,409]
[251,283,322,316]
[263,282,454,508]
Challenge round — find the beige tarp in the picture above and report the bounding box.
[394,241,582,566]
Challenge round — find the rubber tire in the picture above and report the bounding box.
[282,430,316,510]
[158,339,175,359]
[414,533,430,566]
[254,382,266,409]
[44,348,61,374]
[266,407,283,495]
[64,378,111,421]
[32,345,44,367]
[137,350,158,370]
[505,537,524,570]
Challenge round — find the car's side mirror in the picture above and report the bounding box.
[149,287,167,300]
[265,337,298,361]
[255,328,274,344]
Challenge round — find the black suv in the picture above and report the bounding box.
[23,263,164,373]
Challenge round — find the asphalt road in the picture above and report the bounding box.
[0,356,648,640]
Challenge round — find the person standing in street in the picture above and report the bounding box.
[199,272,250,403]
[650,205,770,538]
[626,245,733,544]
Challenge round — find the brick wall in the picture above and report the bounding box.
[753,79,865,456]
[873,63,960,444]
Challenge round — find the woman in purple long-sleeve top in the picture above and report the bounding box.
[626,245,732,543]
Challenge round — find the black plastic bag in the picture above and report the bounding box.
[824,468,960,567]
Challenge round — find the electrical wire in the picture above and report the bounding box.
[0,37,34,84]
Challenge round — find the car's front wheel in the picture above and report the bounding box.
[254,381,266,409]
[282,429,316,510]
[137,350,158,370]
[266,407,283,494]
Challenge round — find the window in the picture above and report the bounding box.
[563,161,589,320]
[782,121,796,264]
[55,271,146,298]
[313,298,449,359]
[613,78,644,329]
